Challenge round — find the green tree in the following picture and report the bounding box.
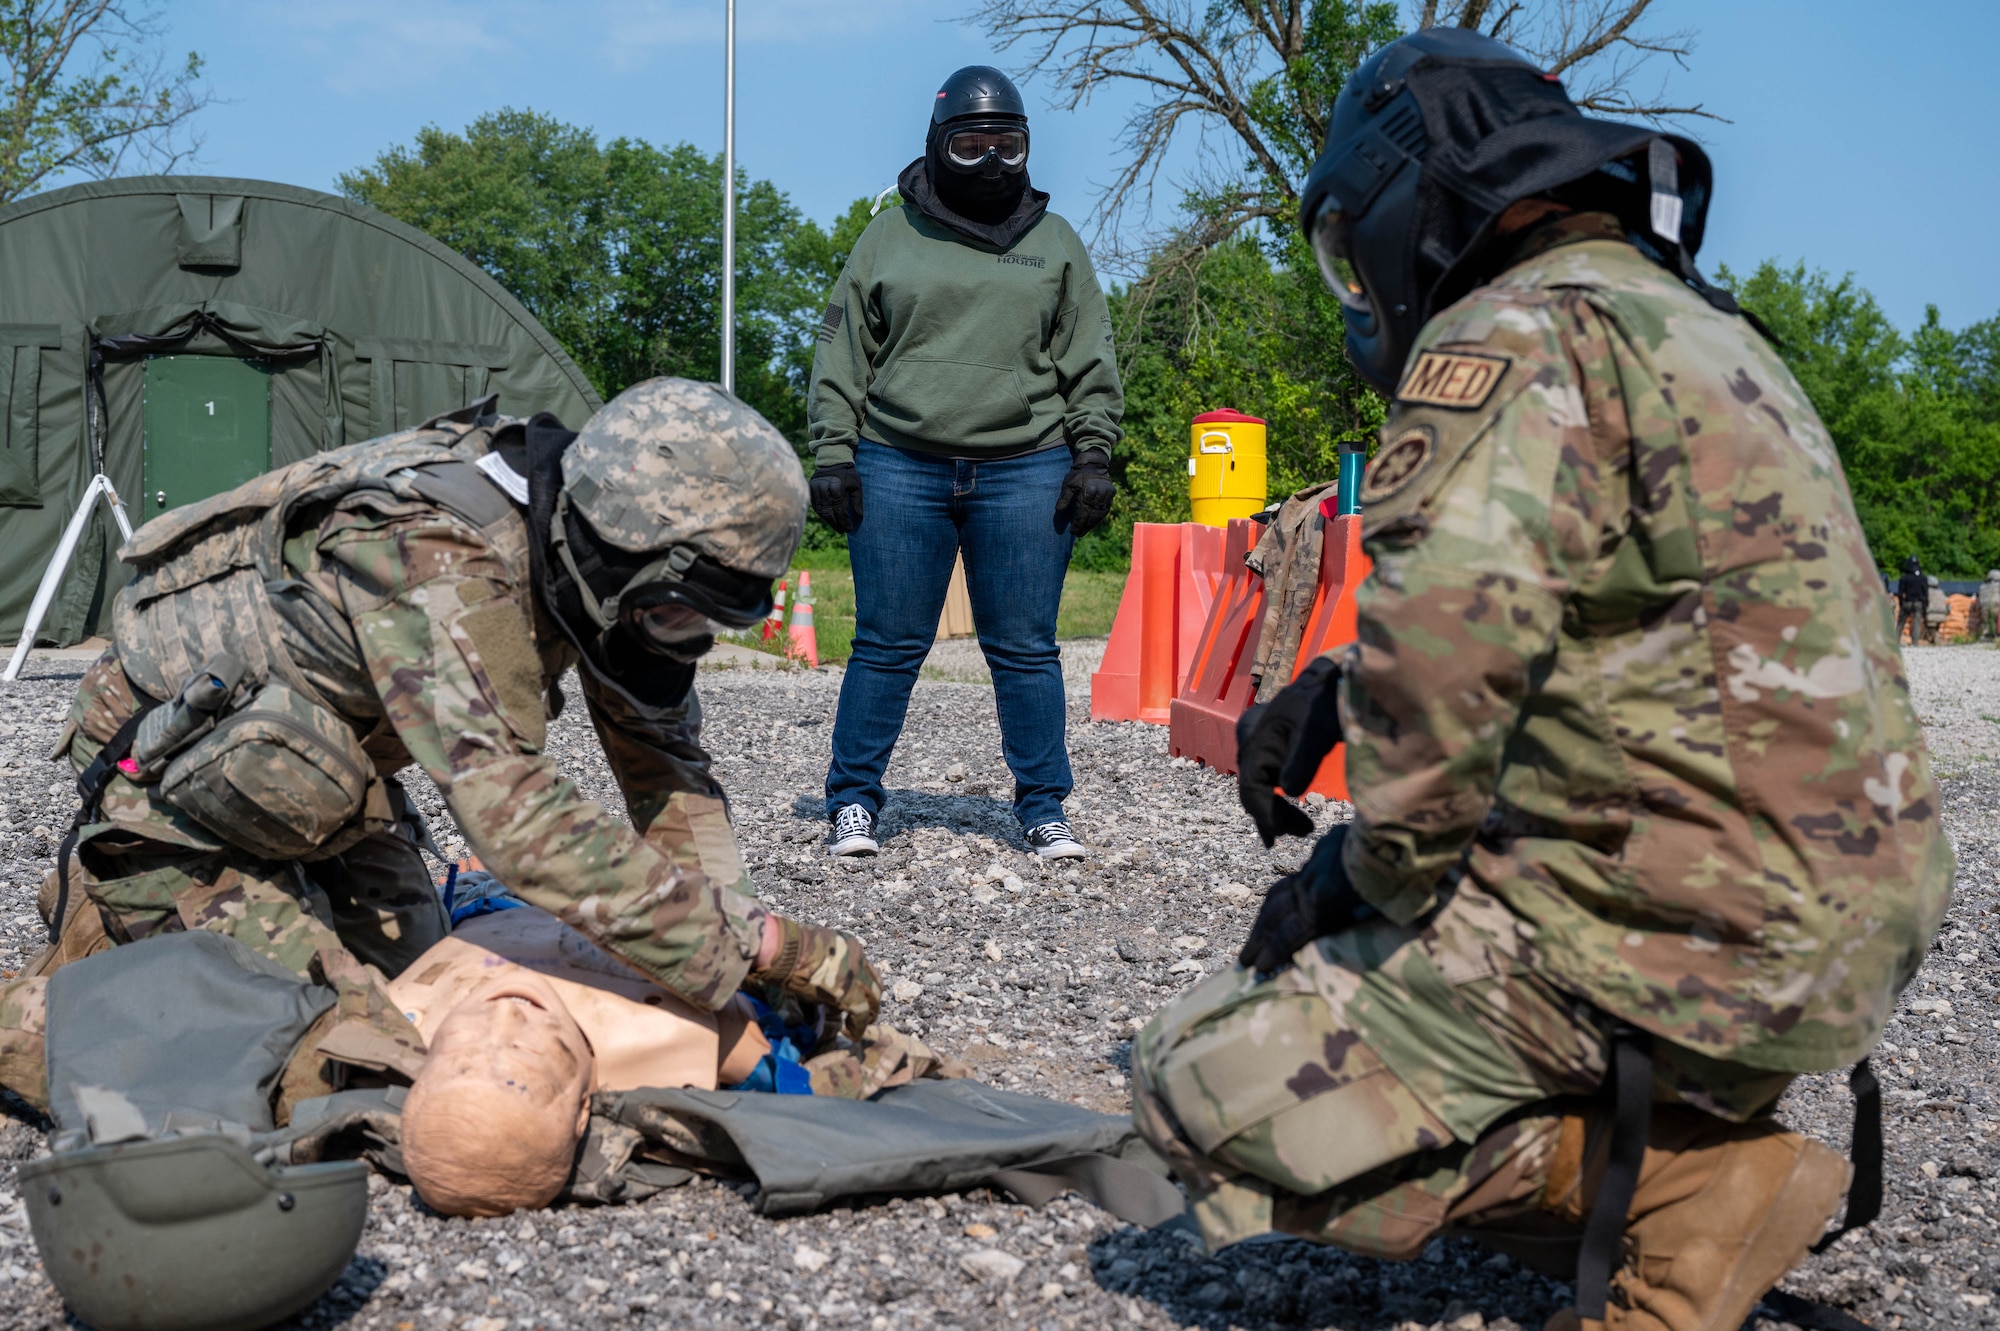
[1720,260,2000,578]
[340,109,836,443]
[1111,229,1383,539]
[0,0,209,204]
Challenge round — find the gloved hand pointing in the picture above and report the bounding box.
[750,914,882,1040]
[810,461,864,534]
[1236,654,1344,847]
[1054,451,1115,537]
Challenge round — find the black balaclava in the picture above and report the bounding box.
[521,413,696,717]
[927,65,1031,225]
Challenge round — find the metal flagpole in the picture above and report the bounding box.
[720,0,737,394]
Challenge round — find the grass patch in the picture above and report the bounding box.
[1056,569,1126,639]
[722,567,856,665]
[725,563,1130,664]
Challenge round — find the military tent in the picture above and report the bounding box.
[0,175,603,647]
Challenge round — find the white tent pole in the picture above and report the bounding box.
[720,0,737,394]
[4,473,124,683]
[103,476,133,543]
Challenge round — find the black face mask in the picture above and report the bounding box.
[522,414,697,717]
[936,166,1025,221]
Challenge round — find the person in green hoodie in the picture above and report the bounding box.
[808,65,1124,860]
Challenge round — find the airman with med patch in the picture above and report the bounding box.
[1136,28,1950,1331]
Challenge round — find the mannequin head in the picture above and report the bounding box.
[401,971,595,1217]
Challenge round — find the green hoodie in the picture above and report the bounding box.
[806,203,1123,467]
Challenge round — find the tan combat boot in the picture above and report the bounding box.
[1541,1106,1851,1331]
[22,859,111,978]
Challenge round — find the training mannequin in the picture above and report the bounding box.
[390,905,773,1216]
[400,971,597,1215]
[389,906,770,1095]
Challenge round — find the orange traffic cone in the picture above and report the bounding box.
[763,578,788,641]
[787,571,819,668]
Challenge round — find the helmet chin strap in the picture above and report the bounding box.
[547,488,701,632]
[523,423,697,719]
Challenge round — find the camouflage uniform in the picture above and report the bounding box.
[0,397,782,1114]
[1133,214,1954,1256]
[1246,481,1338,702]
[63,409,759,991]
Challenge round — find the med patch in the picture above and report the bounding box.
[1396,349,1510,410]
[1360,425,1436,504]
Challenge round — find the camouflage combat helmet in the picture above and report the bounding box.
[552,377,807,646]
[23,1133,368,1331]
[563,377,807,578]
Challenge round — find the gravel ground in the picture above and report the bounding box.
[1903,643,2000,776]
[1,643,1998,1330]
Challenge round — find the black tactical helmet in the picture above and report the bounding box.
[1298,27,1718,394]
[929,65,1030,180]
[932,64,1027,126]
[24,1134,368,1331]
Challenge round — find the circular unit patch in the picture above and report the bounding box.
[1359,426,1435,504]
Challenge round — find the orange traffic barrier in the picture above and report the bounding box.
[1280,500,1371,798]
[787,570,819,668]
[1167,502,1371,799]
[1089,522,1228,723]
[1163,516,1267,766]
[763,577,788,641]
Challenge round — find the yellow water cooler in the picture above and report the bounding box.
[1188,408,1267,527]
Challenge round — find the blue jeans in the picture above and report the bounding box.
[826,439,1076,830]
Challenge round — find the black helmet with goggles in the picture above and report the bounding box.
[1298,27,1721,395]
[930,65,1030,179]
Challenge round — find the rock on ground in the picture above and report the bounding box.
[0,644,1998,1329]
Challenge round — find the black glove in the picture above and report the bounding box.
[1238,826,1373,975]
[1054,451,1115,537]
[810,461,864,533]
[1236,655,1344,847]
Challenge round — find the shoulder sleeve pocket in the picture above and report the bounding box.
[450,600,548,753]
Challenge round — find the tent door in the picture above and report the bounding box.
[142,355,273,521]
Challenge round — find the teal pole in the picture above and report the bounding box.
[1336,442,1365,516]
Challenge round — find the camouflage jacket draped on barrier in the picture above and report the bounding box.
[1338,213,1953,1073]
[61,418,763,1011]
[1246,481,1337,703]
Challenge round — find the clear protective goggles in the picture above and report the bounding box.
[944,127,1028,169]
[1307,201,1372,317]
[550,490,771,654]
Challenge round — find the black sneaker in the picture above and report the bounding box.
[1024,820,1087,860]
[829,804,879,856]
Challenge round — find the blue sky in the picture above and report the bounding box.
[154,0,1998,331]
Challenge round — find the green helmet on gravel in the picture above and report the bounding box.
[552,377,807,649]
[23,1133,368,1331]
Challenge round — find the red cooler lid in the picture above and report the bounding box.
[1192,408,1266,425]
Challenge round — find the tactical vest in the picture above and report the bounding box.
[106,405,530,860]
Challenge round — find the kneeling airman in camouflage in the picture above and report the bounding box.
[0,379,877,1111]
[1131,31,1951,1331]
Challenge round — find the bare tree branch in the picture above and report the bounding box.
[971,1,1334,242]
[970,0,1715,253]
[0,0,211,204]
